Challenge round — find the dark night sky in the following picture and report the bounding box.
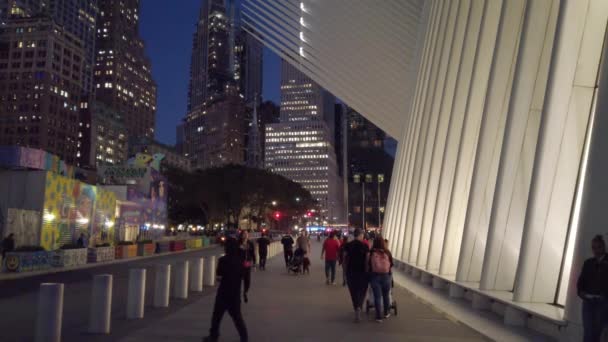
[139,0,281,145]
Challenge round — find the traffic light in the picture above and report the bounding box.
[274,212,281,220]
[306,211,312,217]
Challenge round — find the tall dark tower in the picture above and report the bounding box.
[94,0,157,138]
[187,0,231,111]
[246,96,262,168]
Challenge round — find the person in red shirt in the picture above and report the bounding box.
[321,231,342,285]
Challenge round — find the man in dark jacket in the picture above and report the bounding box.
[577,235,608,342]
[343,228,370,323]
[257,233,270,271]
[281,234,295,268]
[204,238,248,342]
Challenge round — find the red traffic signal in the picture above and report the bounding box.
[306,212,312,217]
[274,212,281,220]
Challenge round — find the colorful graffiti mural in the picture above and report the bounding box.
[99,153,167,240]
[41,172,116,250]
[0,146,75,177]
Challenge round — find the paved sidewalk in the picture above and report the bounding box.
[118,240,487,342]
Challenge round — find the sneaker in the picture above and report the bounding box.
[331,282,337,286]
[375,318,383,323]
[202,336,218,342]
[243,293,248,303]
[384,313,391,319]
[326,279,330,285]
[354,309,361,323]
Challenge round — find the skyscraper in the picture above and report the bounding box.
[187,0,231,112]
[46,0,98,95]
[234,27,262,106]
[184,86,246,169]
[264,60,344,224]
[94,0,156,138]
[183,0,263,170]
[0,1,97,94]
[245,97,262,168]
[0,17,86,164]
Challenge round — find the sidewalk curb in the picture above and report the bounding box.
[0,245,221,281]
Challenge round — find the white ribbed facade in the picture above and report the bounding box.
[245,0,608,340]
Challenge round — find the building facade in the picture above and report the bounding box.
[245,0,608,340]
[0,17,86,164]
[264,60,344,224]
[184,87,246,170]
[94,0,156,138]
[78,101,127,167]
[46,0,98,96]
[345,107,393,229]
[187,0,231,112]
[183,0,263,171]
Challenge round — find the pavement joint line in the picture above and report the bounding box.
[0,244,221,281]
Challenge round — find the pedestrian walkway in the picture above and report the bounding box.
[119,240,487,342]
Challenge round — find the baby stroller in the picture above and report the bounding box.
[288,248,305,275]
[365,277,398,316]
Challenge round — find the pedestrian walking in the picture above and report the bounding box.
[281,234,295,268]
[1,233,15,258]
[257,233,270,271]
[339,235,349,286]
[343,228,370,322]
[321,231,341,285]
[369,236,393,322]
[203,238,248,342]
[239,231,256,303]
[296,230,311,254]
[577,235,608,342]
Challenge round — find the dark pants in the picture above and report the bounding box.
[243,267,251,294]
[346,273,368,310]
[370,273,391,319]
[283,249,293,267]
[209,296,248,342]
[259,251,267,270]
[582,299,608,342]
[324,260,337,283]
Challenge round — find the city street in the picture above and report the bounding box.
[114,240,486,342]
[0,245,221,341]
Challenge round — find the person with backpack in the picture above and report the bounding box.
[369,236,393,323]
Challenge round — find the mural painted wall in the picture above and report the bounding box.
[5,209,41,246]
[100,153,167,240]
[41,172,116,250]
[0,146,75,177]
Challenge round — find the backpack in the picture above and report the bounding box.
[371,250,391,274]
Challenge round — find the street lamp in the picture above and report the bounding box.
[378,174,385,229]
[272,200,277,206]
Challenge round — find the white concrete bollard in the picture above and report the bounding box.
[173,261,189,299]
[154,264,171,308]
[89,274,113,334]
[127,269,146,319]
[204,256,216,286]
[35,283,64,342]
[189,258,204,292]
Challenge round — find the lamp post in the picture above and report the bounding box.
[378,174,384,229]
